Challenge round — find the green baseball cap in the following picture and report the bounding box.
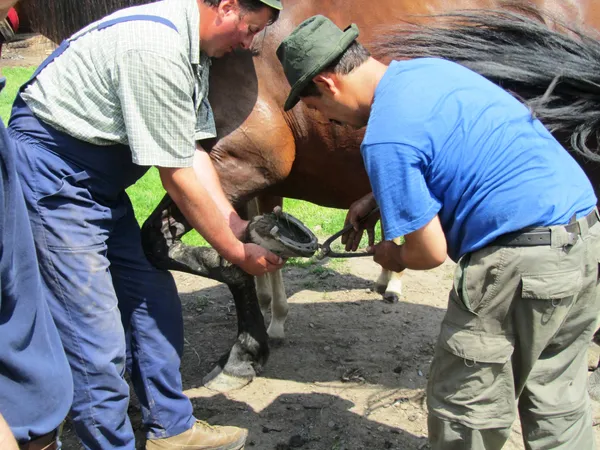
[259,0,282,10]
[276,15,359,111]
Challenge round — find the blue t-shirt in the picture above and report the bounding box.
[0,78,73,441]
[362,59,597,262]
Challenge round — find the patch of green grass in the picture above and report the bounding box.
[124,168,206,247]
[302,279,317,290]
[326,257,349,272]
[0,67,35,122]
[282,199,348,237]
[284,257,318,269]
[1,68,383,260]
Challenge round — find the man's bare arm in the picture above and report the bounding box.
[158,166,282,276]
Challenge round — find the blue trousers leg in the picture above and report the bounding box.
[13,139,133,449]
[107,198,194,440]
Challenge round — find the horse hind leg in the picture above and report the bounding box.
[384,269,404,304]
[248,195,289,341]
[248,196,274,324]
[255,273,273,323]
[265,270,288,341]
[374,237,404,303]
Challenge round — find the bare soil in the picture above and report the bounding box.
[1,34,55,67]
[58,257,600,449]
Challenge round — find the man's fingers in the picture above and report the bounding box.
[266,260,284,271]
[367,228,375,247]
[351,229,362,252]
[344,230,355,251]
[264,251,283,265]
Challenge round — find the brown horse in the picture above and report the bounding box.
[21,0,600,390]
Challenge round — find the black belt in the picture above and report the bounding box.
[492,209,599,247]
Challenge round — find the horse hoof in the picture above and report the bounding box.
[383,292,400,304]
[267,323,286,341]
[374,284,387,295]
[269,337,285,348]
[203,367,253,392]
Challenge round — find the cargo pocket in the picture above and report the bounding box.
[450,254,473,312]
[37,170,111,250]
[428,323,515,428]
[450,248,505,315]
[521,270,582,301]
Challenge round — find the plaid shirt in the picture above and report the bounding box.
[21,0,216,168]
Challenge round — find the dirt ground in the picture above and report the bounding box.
[1,34,55,67]
[58,257,600,450]
[5,36,600,450]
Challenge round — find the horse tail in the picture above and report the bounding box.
[374,5,600,161]
[22,0,149,42]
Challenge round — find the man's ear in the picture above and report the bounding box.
[313,73,339,96]
[217,0,236,18]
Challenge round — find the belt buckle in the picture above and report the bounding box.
[567,232,579,246]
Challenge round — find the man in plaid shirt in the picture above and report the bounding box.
[7,1,283,449]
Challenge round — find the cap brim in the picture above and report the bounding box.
[260,0,283,10]
[283,24,359,111]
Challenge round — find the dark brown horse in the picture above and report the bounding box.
[20,0,600,390]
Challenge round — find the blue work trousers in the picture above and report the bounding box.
[8,124,195,449]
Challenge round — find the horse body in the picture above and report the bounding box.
[207,0,500,210]
[21,0,600,391]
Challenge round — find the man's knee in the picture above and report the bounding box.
[428,414,512,450]
[519,402,595,450]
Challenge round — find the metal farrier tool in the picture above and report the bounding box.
[248,206,380,260]
[316,206,380,259]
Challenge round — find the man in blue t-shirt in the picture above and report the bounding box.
[277,15,600,450]
[0,2,73,449]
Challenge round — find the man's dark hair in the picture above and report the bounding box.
[299,41,371,98]
[203,0,280,24]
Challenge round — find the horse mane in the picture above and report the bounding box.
[373,3,600,161]
[21,0,154,43]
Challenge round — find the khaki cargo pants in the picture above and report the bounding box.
[428,217,600,449]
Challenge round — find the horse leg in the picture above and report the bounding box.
[202,276,269,392]
[247,197,274,320]
[374,269,391,295]
[374,236,404,303]
[255,272,273,323]
[248,195,289,341]
[141,194,269,391]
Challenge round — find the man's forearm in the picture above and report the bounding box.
[394,243,432,271]
[398,216,447,270]
[374,216,446,271]
[159,166,245,264]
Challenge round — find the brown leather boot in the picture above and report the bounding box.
[145,421,247,450]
